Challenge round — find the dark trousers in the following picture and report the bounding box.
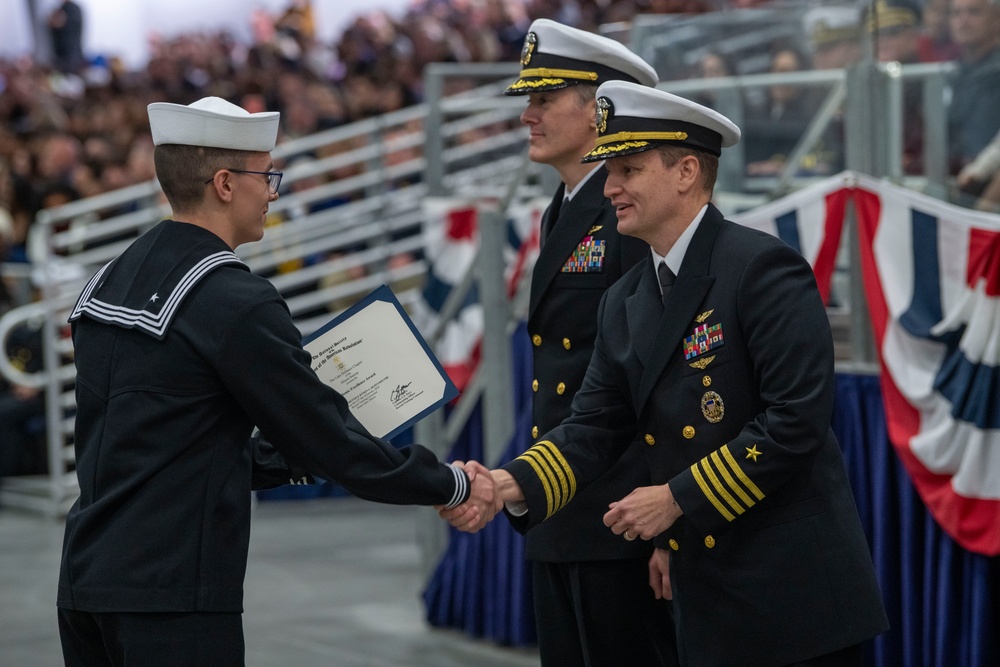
[58,608,244,667]
[532,558,679,667]
[784,643,864,667]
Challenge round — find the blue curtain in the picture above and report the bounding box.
[833,373,998,667]
[421,323,538,645]
[423,343,1000,664]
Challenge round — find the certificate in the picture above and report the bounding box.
[302,285,459,440]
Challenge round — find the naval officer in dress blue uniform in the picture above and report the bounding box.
[504,19,677,667]
[449,82,889,666]
[57,96,499,667]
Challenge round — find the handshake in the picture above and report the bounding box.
[436,461,517,533]
[437,461,684,542]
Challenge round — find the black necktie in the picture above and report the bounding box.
[541,188,567,243]
[658,261,675,308]
[556,195,569,223]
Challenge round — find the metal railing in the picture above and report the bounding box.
[0,62,541,515]
[0,55,963,519]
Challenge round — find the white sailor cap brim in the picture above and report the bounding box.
[148,96,280,152]
[582,81,740,162]
[505,19,657,95]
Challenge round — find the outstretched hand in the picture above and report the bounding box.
[437,460,502,533]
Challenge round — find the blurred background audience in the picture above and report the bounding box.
[3,0,1000,483]
[5,0,997,270]
[0,0,721,268]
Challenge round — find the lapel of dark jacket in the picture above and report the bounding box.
[629,205,723,414]
[529,173,608,319]
[625,257,662,366]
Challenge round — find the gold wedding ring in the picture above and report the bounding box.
[624,530,637,541]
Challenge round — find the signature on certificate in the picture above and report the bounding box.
[391,382,414,404]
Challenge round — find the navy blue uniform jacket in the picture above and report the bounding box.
[58,220,467,613]
[504,205,888,666]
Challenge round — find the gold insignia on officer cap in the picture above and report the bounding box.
[596,96,611,133]
[582,82,740,162]
[805,6,861,48]
[521,31,537,66]
[865,0,918,34]
[147,96,280,151]
[505,19,657,96]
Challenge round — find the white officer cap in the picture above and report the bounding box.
[505,19,657,95]
[804,6,861,48]
[147,96,280,151]
[582,81,740,162]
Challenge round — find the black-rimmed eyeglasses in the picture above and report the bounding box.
[205,169,283,194]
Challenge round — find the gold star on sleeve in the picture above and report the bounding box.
[689,444,765,522]
[745,444,762,462]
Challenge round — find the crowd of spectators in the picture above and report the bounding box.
[688,0,1000,195]
[0,0,737,490]
[2,0,1000,487]
[0,0,736,275]
[5,0,998,274]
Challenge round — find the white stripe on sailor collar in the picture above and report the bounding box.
[69,251,244,339]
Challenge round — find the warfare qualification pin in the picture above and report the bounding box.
[701,391,724,423]
[521,32,537,66]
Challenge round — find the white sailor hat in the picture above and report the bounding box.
[804,6,861,48]
[505,19,657,96]
[582,81,740,162]
[147,96,280,151]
